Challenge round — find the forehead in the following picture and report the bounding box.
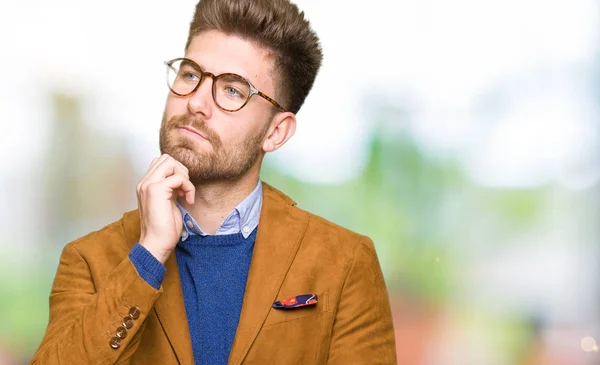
[184,30,276,92]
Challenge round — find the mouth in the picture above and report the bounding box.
[177,126,208,141]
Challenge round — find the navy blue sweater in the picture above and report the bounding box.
[174,229,257,365]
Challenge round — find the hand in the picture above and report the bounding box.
[136,154,195,263]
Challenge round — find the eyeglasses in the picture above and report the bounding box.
[165,57,286,113]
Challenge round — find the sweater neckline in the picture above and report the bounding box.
[179,228,257,247]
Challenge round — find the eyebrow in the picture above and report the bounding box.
[182,57,255,85]
[180,59,203,72]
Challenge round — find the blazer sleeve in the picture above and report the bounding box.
[327,236,397,364]
[30,242,163,365]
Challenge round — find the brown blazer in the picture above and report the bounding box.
[31,183,397,364]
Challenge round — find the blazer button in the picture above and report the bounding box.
[115,326,128,339]
[109,337,121,349]
[123,316,134,329]
[129,306,141,320]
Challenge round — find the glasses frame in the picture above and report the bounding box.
[165,57,286,113]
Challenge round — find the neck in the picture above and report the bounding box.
[177,170,260,235]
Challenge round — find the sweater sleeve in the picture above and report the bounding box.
[129,243,166,290]
[30,242,163,365]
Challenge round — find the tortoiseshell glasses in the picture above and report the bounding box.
[165,58,286,113]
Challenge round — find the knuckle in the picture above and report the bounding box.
[145,184,157,196]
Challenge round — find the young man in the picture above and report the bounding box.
[31,0,397,364]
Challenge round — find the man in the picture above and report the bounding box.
[31,0,397,364]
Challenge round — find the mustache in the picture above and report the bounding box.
[166,114,220,146]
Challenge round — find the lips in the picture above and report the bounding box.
[178,126,208,141]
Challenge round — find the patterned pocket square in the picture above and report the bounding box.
[272,293,318,309]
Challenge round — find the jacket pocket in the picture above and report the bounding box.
[263,290,329,327]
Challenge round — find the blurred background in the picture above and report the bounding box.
[1,0,599,364]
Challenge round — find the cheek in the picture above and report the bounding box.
[217,123,247,147]
[237,106,272,132]
[164,94,188,117]
[232,113,269,144]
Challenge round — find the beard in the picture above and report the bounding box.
[159,113,269,185]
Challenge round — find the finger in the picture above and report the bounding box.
[184,184,195,205]
[178,178,196,205]
[175,187,193,204]
[145,156,189,186]
[145,154,171,178]
[175,188,195,205]
[156,174,195,203]
[137,154,170,193]
[172,158,189,176]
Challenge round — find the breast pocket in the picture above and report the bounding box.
[263,291,329,327]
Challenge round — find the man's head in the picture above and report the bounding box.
[160,0,322,185]
[185,0,323,114]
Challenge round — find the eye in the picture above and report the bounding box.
[225,86,241,97]
[216,74,249,100]
[182,71,200,82]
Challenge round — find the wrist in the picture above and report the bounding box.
[139,238,172,264]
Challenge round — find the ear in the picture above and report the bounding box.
[262,112,296,153]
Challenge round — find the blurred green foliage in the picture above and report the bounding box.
[0,259,56,361]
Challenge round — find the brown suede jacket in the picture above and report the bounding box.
[31,183,397,364]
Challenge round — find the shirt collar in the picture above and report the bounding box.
[176,180,262,240]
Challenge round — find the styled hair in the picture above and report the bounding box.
[185,0,323,114]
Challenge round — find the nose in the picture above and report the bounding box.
[187,72,216,118]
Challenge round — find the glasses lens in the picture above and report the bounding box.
[214,74,251,111]
[166,59,201,96]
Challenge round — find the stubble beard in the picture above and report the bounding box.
[159,114,269,185]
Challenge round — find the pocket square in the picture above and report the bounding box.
[272,293,318,309]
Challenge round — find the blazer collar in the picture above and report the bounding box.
[121,183,308,365]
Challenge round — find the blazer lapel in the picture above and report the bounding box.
[153,255,195,365]
[227,184,309,365]
[122,211,195,365]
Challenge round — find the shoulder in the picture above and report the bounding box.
[292,205,373,259]
[63,210,139,264]
[262,182,374,260]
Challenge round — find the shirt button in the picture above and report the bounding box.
[242,226,250,234]
[186,220,194,229]
[181,230,189,240]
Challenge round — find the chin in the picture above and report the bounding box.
[169,145,200,167]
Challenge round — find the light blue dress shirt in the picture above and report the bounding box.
[176,180,263,240]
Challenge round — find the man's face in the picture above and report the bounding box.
[160,30,279,185]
